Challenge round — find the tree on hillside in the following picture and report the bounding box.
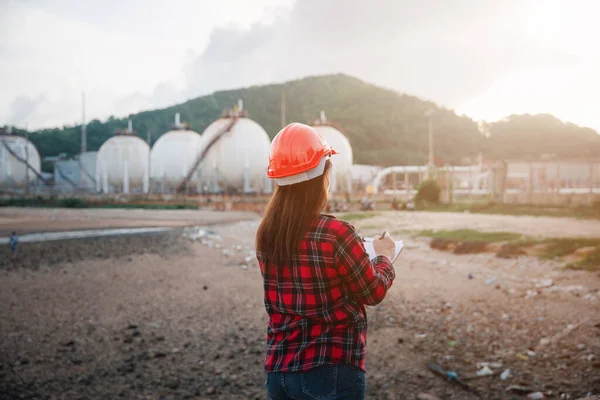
[21,74,599,167]
[486,114,600,160]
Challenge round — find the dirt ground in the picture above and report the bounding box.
[0,209,599,400]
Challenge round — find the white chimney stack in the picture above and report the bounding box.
[238,99,243,112]
[175,113,181,127]
[320,110,326,123]
[128,119,133,133]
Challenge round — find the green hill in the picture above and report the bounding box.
[485,113,600,160]
[9,74,600,171]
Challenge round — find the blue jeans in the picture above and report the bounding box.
[265,364,365,400]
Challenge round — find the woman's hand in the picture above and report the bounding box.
[372,231,395,260]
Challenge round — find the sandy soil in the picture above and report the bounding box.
[0,208,257,236]
[1,210,599,399]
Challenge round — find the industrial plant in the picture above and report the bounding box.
[2,102,600,208]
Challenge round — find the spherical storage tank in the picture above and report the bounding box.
[311,111,353,193]
[96,127,150,194]
[150,113,203,192]
[197,101,271,193]
[0,133,41,190]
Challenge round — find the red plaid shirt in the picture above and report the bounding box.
[257,214,395,372]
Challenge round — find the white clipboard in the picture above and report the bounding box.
[363,238,404,262]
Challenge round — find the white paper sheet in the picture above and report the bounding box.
[363,238,404,262]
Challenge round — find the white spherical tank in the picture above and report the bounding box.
[0,135,41,189]
[198,117,271,193]
[150,129,203,191]
[96,135,150,193]
[311,124,353,193]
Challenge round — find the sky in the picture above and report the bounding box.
[1,0,599,131]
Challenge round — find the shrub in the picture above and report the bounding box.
[59,197,88,208]
[415,179,441,204]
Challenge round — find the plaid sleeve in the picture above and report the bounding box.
[334,221,395,305]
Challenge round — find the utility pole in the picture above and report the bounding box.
[25,124,30,195]
[281,89,286,129]
[80,92,87,190]
[424,109,435,178]
[147,130,152,194]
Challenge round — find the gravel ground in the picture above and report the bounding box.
[1,212,599,399]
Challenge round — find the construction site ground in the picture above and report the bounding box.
[0,208,599,400]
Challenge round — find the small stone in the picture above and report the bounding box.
[476,366,494,376]
[527,392,545,400]
[577,343,586,351]
[153,351,167,358]
[117,362,135,374]
[76,374,92,386]
[166,379,179,389]
[206,386,216,395]
[86,324,96,335]
[539,338,551,347]
[62,340,75,347]
[417,393,442,400]
[203,285,208,290]
[535,279,553,288]
[155,335,165,342]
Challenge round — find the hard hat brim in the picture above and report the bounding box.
[272,156,330,186]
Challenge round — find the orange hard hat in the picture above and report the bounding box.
[267,123,338,186]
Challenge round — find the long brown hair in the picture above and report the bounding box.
[256,160,332,264]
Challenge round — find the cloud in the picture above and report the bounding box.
[182,0,560,103]
[2,0,599,130]
[6,95,46,126]
[177,0,600,130]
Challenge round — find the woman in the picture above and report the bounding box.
[256,123,397,400]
